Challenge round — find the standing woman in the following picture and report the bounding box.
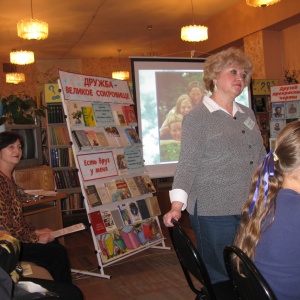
[163,47,266,283]
[0,131,72,283]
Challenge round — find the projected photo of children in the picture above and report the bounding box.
[155,72,205,162]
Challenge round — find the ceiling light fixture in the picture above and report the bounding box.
[6,73,26,84]
[10,50,35,65]
[112,49,129,81]
[181,0,208,42]
[246,0,281,7]
[17,0,48,40]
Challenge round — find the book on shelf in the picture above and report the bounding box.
[133,176,150,195]
[94,128,111,148]
[89,210,107,235]
[103,127,120,148]
[142,174,156,193]
[92,102,115,126]
[145,196,161,217]
[110,209,125,229]
[69,193,83,210]
[66,100,84,127]
[118,203,133,225]
[112,110,127,126]
[114,148,128,175]
[124,177,141,198]
[136,198,151,220]
[71,130,93,150]
[121,105,137,126]
[97,229,126,261]
[85,185,102,207]
[127,201,142,223]
[120,225,141,249]
[105,178,132,202]
[48,104,64,124]
[81,105,96,127]
[95,185,111,205]
[99,209,117,232]
[115,178,132,199]
[124,128,142,146]
[85,130,101,148]
[116,127,132,148]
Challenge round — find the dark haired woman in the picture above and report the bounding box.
[0,131,72,283]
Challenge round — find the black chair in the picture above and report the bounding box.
[168,219,237,300]
[223,245,277,300]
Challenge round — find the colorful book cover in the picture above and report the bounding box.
[92,102,115,126]
[85,185,102,207]
[95,185,111,205]
[121,105,137,125]
[99,209,117,232]
[85,130,101,148]
[125,177,141,198]
[104,127,121,148]
[114,148,128,175]
[142,174,156,193]
[113,110,127,126]
[115,178,132,199]
[71,130,93,150]
[66,100,84,127]
[82,105,96,126]
[118,203,133,225]
[88,210,107,235]
[116,127,132,148]
[95,128,111,148]
[133,176,150,194]
[104,180,123,202]
[124,128,142,146]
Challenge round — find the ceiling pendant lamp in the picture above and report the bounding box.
[112,49,129,81]
[6,73,26,84]
[10,50,35,65]
[246,0,281,7]
[17,0,48,40]
[181,0,208,42]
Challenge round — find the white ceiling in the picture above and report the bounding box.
[0,0,240,61]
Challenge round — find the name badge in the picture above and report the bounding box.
[244,117,255,130]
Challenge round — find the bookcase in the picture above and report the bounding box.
[45,91,85,219]
[58,70,170,279]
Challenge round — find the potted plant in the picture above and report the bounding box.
[0,94,46,125]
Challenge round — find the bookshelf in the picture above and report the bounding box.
[58,70,170,279]
[45,96,85,220]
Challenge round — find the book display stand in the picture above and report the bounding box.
[58,70,170,279]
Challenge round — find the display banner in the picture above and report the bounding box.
[271,84,300,102]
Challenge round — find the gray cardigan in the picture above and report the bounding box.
[172,100,266,216]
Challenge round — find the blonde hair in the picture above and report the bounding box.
[203,47,253,93]
[165,113,183,128]
[234,120,300,266]
[174,94,192,114]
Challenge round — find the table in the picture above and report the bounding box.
[22,192,67,244]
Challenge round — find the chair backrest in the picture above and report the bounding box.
[223,245,277,300]
[168,219,217,300]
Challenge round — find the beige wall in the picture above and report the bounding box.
[0,0,299,99]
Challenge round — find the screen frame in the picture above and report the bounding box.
[131,56,206,179]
